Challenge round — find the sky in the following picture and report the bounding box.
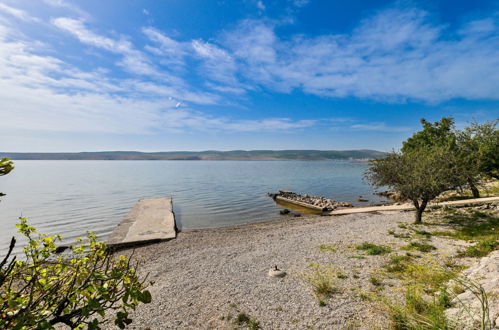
[0,0,498,152]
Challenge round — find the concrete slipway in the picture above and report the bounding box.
[107,197,176,249]
[329,196,499,215]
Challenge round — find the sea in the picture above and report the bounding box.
[0,160,387,252]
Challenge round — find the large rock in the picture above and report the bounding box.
[446,250,499,329]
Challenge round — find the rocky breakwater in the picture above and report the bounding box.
[268,190,353,212]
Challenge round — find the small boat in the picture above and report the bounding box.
[268,190,353,213]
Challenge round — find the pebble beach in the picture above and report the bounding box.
[117,210,470,329]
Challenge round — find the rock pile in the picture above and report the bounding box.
[268,190,353,211]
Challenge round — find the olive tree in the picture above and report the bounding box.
[366,146,462,224]
[455,120,499,197]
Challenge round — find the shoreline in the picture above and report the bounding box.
[117,210,460,329]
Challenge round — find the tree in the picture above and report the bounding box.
[366,146,462,224]
[0,159,152,328]
[401,117,456,153]
[0,158,14,199]
[455,120,499,197]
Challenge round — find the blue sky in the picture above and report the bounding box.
[0,0,498,152]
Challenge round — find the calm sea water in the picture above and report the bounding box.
[0,160,386,250]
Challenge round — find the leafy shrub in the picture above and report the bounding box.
[0,218,151,329]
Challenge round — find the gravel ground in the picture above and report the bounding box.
[110,210,463,330]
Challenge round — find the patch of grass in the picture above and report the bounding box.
[430,208,498,242]
[318,243,336,252]
[413,229,432,237]
[385,255,413,273]
[398,223,408,229]
[235,312,260,329]
[458,237,499,258]
[336,271,348,279]
[388,229,412,239]
[403,259,457,293]
[304,265,338,302]
[356,242,392,255]
[387,285,450,330]
[369,275,383,287]
[382,258,459,329]
[358,289,376,302]
[429,208,498,258]
[402,241,437,253]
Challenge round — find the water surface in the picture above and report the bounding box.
[0,160,386,249]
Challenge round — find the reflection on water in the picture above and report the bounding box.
[0,160,386,250]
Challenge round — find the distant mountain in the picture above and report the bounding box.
[1,150,387,161]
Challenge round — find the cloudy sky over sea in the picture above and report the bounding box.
[1,0,498,151]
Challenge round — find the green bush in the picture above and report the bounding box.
[0,218,151,329]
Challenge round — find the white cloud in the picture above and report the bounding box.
[256,1,265,11]
[142,27,189,67]
[0,18,313,135]
[293,0,310,8]
[42,0,90,19]
[0,3,39,22]
[220,8,499,103]
[53,17,162,78]
[350,123,410,132]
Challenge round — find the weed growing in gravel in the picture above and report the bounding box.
[388,229,412,239]
[304,264,338,303]
[318,243,336,252]
[387,284,450,329]
[369,275,383,287]
[384,255,413,273]
[381,259,459,329]
[458,238,498,257]
[356,242,392,255]
[413,229,432,237]
[336,271,348,279]
[402,241,437,253]
[235,312,260,329]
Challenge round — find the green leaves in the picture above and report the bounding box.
[0,218,152,329]
[138,290,152,304]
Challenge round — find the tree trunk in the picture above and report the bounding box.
[468,179,480,198]
[413,199,427,224]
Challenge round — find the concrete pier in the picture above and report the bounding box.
[108,197,176,249]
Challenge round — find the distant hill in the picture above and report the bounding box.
[1,150,386,161]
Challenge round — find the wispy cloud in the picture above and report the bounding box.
[350,123,411,132]
[218,8,499,103]
[53,17,160,77]
[0,13,314,135]
[0,3,39,22]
